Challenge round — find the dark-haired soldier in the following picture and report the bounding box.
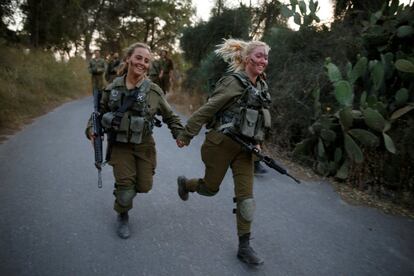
[88,49,106,92]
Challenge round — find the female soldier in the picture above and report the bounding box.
[86,42,184,239]
[176,39,271,265]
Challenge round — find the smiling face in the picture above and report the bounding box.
[126,46,151,78]
[244,45,268,78]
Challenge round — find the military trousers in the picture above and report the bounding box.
[108,136,157,213]
[184,130,254,236]
[160,74,171,93]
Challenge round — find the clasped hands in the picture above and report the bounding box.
[176,139,186,148]
[175,138,262,152]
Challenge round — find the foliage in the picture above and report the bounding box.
[280,0,321,29]
[333,0,388,20]
[250,0,288,37]
[17,0,193,57]
[0,44,90,131]
[0,0,14,37]
[96,0,193,54]
[293,1,413,202]
[262,24,358,151]
[180,6,251,93]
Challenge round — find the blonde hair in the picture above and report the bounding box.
[215,38,270,72]
[117,42,152,76]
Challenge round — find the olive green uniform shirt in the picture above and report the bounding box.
[178,71,266,144]
[88,58,106,90]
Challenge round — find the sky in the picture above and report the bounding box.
[192,0,335,28]
[192,0,413,29]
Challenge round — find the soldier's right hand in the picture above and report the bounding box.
[88,131,95,147]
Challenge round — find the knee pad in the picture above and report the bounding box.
[197,182,219,197]
[115,189,136,207]
[238,198,256,222]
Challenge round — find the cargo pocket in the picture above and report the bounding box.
[205,130,225,145]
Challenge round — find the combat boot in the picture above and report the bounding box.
[254,161,268,175]
[117,212,130,239]
[237,233,264,265]
[177,176,189,201]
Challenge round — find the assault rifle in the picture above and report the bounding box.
[92,88,104,188]
[223,129,301,184]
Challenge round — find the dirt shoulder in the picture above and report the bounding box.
[265,144,414,219]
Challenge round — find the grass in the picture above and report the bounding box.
[0,45,90,140]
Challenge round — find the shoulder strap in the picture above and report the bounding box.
[231,72,250,88]
[117,79,150,114]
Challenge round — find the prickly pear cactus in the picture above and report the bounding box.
[293,0,413,186]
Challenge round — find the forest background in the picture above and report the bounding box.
[0,0,413,214]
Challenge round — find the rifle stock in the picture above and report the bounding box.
[223,130,301,184]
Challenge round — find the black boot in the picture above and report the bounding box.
[254,161,267,175]
[117,212,130,239]
[177,176,189,201]
[237,233,264,265]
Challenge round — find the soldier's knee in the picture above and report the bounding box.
[237,197,256,222]
[197,182,219,197]
[114,189,136,207]
[135,178,153,193]
[136,184,152,193]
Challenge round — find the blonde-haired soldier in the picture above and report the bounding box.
[176,38,271,265]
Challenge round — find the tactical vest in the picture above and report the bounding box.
[101,80,154,144]
[90,58,105,75]
[214,73,272,142]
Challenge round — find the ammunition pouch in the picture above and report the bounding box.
[217,107,270,142]
[239,108,259,138]
[254,108,271,141]
[102,112,147,144]
[101,112,115,129]
[129,116,145,144]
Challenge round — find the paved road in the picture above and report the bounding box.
[0,97,413,276]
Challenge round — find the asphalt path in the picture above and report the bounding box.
[0,97,413,276]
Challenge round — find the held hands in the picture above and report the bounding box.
[176,139,186,148]
[252,144,262,154]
